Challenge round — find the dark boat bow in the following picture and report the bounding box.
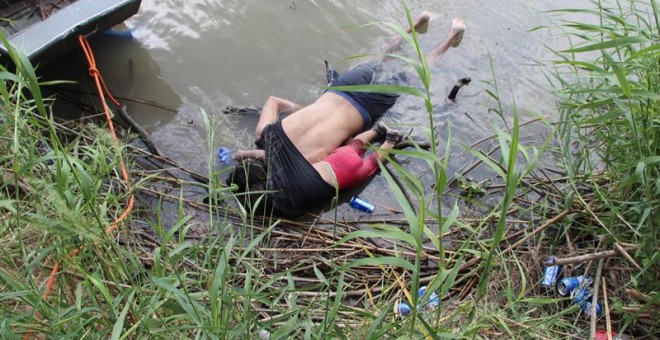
[0,0,142,66]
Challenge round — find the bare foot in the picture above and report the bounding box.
[449,18,466,47]
[383,13,431,55]
[409,12,431,34]
[425,17,466,61]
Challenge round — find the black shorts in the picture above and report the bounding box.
[327,61,405,127]
[261,121,336,217]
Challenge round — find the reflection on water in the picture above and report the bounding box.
[41,0,590,220]
[40,28,182,134]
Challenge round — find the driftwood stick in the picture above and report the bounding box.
[52,86,179,112]
[393,140,431,150]
[500,209,571,256]
[117,106,161,157]
[128,144,209,184]
[2,170,31,194]
[614,242,642,270]
[602,278,614,340]
[383,163,417,215]
[624,288,653,303]
[545,249,618,266]
[542,245,638,266]
[590,258,604,340]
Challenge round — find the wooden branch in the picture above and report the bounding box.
[590,258,604,339]
[116,106,161,157]
[501,209,571,256]
[542,245,638,267]
[545,249,618,266]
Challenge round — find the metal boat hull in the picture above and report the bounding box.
[0,0,142,65]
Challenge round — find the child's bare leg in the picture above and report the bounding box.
[370,123,403,161]
[375,138,401,162]
[383,12,431,56]
[426,18,466,62]
[353,129,380,144]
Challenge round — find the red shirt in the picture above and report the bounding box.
[324,139,380,190]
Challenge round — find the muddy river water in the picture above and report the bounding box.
[41,0,589,220]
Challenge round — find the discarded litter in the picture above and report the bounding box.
[557,275,592,296]
[394,299,412,318]
[572,286,603,317]
[394,286,439,319]
[418,286,439,310]
[349,196,375,213]
[218,147,232,164]
[102,27,134,40]
[595,330,624,340]
[257,329,271,340]
[541,256,562,288]
[539,256,603,318]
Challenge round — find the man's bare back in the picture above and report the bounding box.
[282,92,363,164]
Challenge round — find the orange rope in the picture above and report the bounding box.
[77,34,135,234]
[24,35,135,339]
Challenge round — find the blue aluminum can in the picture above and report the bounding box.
[218,147,231,164]
[581,299,603,317]
[541,257,562,288]
[349,196,375,213]
[418,286,439,309]
[394,299,412,318]
[572,286,602,316]
[558,275,592,296]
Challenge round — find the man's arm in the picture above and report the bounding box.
[232,149,266,161]
[254,96,303,140]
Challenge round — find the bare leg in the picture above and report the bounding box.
[373,140,400,162]
[355,125,402,162]
[383,12,432,56]
[352,129,380,144]
[426,18,466,62]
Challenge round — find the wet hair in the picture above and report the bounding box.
[226,159,272,214]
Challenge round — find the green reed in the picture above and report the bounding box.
[547,0,658,335]
[330,1,536,337]
[551,0,658,282]
[0,31,141,337]
[4,0,656,338]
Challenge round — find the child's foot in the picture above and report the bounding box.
[449,18,466,47]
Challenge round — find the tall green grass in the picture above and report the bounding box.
[0,12,529,337]
[0,32,141,337]
[329,2,552,338]
[2,0,656,338]
[544,0,658,336]
[550,0,658,296]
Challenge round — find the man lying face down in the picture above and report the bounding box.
[226,15,466,218]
